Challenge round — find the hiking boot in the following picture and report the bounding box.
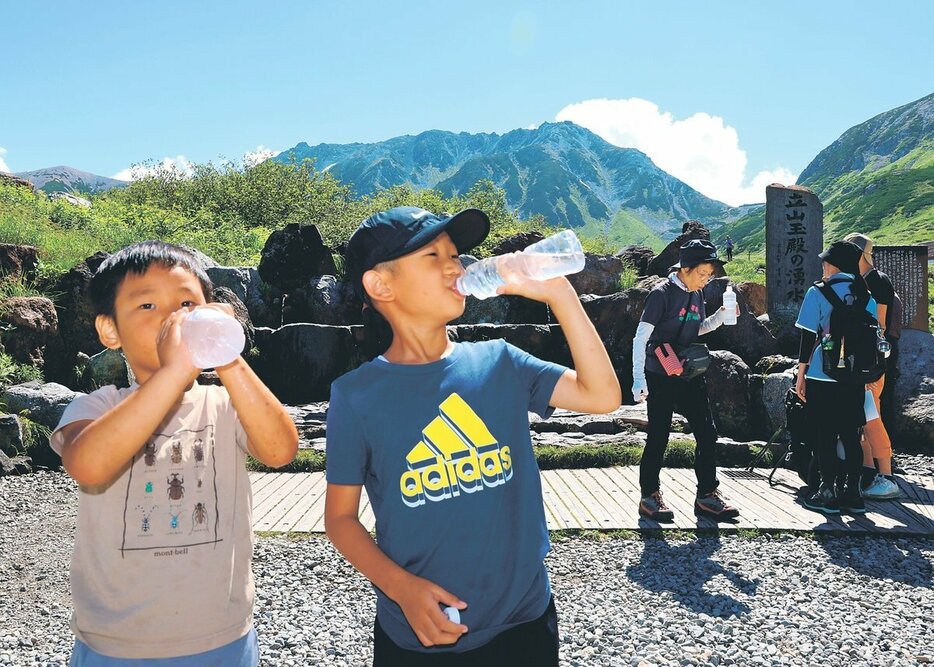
[839,486,867,514]
[861,474,901,500]
[695,489,739,520]
[639,491,674,522]
[804,484,840,515]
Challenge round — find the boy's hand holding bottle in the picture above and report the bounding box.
[393,573,468,647]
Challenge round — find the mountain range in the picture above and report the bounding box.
[722,91,934,249]
[10,92,932,251]
[12,166,126,195]
[274,122,757,248]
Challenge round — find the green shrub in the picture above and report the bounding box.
[0,352,43,391]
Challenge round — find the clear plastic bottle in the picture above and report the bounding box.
[722,285,738,325]
[455,229,586,300]
[181,308,246,369]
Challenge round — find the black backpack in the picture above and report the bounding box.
[815,277,886,384]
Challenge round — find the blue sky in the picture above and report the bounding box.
[2,1,931,205]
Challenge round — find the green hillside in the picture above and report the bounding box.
[723,93,934,251]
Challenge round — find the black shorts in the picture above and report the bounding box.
[373,596,559,667]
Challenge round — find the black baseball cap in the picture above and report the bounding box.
[670,239,724,270]
[818,241,861,274]
[347,206,490,295]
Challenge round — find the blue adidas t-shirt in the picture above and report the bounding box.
[795,273,877,382]
[326,340,567,653]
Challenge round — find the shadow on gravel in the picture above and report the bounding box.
[815,534,934,587]
[625,534,757,617]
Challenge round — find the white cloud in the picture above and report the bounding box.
[112,155,195,181]
[0,147,10,173]
[243,145,277,168]
[555,98,796,206]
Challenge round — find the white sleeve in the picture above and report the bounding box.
[699,308,726,336]
[632,321,654,382]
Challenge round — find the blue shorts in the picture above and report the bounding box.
[69,628,258,667]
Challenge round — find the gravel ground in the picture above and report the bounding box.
[1,472,933,667]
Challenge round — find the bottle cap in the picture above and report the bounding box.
[442,606,461,624]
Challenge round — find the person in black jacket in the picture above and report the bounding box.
[631,240,740,522]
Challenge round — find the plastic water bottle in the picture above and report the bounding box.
[455,230,586,300]
[181,308,246,369]
[722,285,738,325]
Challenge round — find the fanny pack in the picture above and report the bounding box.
[652,291,710,380]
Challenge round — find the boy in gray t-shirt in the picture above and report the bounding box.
[52,241,298,664]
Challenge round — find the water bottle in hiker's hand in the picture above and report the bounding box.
[456,230,586,300]
[722,285,737,326]
[181,308,246,369]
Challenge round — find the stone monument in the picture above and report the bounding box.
[765,184,823,327]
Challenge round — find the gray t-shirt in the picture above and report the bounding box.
[50,383,255,659]
[640,278,706,375]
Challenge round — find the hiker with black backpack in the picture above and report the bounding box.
[794,241,888,515]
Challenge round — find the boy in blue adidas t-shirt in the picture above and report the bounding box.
[324,207,621,665]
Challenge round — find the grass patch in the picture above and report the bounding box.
[0,352,44,391]
[248,448,325,473]
[249,438,703,474]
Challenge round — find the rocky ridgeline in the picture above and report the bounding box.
[1,222,933,475]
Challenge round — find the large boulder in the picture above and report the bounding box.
[284,276,362,326]
[0,243,38,281]
[892,329,934,452]
[258,224,336,293]
[567,254,624,296]
[78,348,133,391]
[452,255,549,325]
[254,324,362,404]
[736,281,766,317]
[490,232,544,255]
[615,245,655,276]
[892,329,934,407]
[449,324,571,367]
[0,412,54,471]
[48,252,109,371]
[758,370,796,439]
[705,350,752,440]
[211,286,255,352]
[646,221,725,279]
[0,449,32,476]
[0,296,64,376]
[581,289,650,403]
[754,355,796,375]
[700,278,779,366]
[1,381,80,431]
[206,266,282,329]
[0,414,24,457]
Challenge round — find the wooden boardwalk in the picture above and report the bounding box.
[250,467,934,535]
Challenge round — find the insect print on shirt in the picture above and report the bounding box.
[167,473,185,501]
[191,502,208,533]
[135,505,158,533]
[171,443,182,465]
[193,439,204,463]
[145,481,153,494]
[169,512,180,530]
[143,441,156,467]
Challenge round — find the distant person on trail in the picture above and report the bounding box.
[724,236,734,262]
[843,232,902,500]
[631,239,741,523]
